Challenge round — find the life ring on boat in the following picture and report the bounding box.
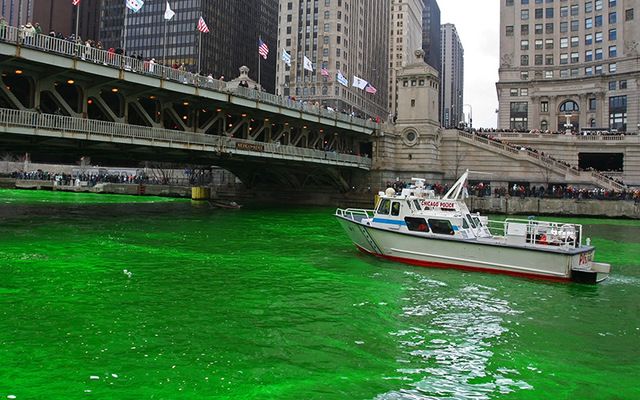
[539,234,548,245]
[418,223,428,231]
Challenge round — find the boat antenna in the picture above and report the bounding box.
[442,169,469,200]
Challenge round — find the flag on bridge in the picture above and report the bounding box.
[72,0,80,6]
[258,38,269,59]
[281,49,291,66]
[337,71,348,87]
[125,0,144,12]
[197,16,209,33]
[352,76,368,90]
[303,56,313,72]
[164,2,175,20]
[365,84,377,94]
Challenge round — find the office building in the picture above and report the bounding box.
[98,0,278,93]
[275,0,389,119]
[389,0,424,116]
[422,0,441,73]
[440,23,464,127]
[497,0,639,133]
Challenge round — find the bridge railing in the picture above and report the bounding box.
[0,108,372,169]
[0,26,378,131]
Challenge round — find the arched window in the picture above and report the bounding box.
[541,120,548,131]
[559,100,579,113]
[590,118,596,127]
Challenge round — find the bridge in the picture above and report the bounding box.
[0,26,378,191]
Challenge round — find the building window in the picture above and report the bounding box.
[541,101,549,112]
[560,69,570,78]
[561,6,569,17]
[609,63,617,73]
[595,0,603,11]
[619,80,627,89]
[625,9,634,21]
[585,50,593,61]
[535,39,543,49]
[571,20,580,31]
[535,54,543,65]
[560,53,569,64]
[546,7,554,18]
[506,0,514,5]
[560,37,569,48]
[571,68,580,77]
[545,54,554,65]
[521,55,530,65]
[546,39,554,49]
[595,31,603,42]
[609,95,627,131]
[560,100,579,113]
[521,24,529,35]
[585,66,594,75]
[609,45,617,57]
[589,98,597,110]
[510,102,529,130]
[506,25,514,36]
[609,0,616,7]
[585,33,593,44]
[535,8,543,19]
[585,18,593,29]
[560,21,568,32]
[571,4,579,16]
[522,9,530,20]
[595,48,603,60]
[546,23,554,33]
[571,52,579,63]
[521,88,529,96]
[609,12,617,24]
[585,1,593,13]
[521,71,529,80]
[571,36,579,47]
[545,70,554,78]
[541,120,549,131]
[511,88,519,96]
[609,81,617,90]
[595,65,603,74]
[535,24,544,34]
[521,40,529,50]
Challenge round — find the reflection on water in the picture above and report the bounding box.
[377,274,531,400]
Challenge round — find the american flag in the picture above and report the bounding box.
[321,67,330,77]
[365,84,377,94]
[258,38,269,60]
[197,17,209,33]
[72,0,80,5]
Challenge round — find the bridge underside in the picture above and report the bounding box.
[0,131,363,191]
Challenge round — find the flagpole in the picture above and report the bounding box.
[198,31,202,74]
[163,19,167,66]
[258,37,261,88]
[74,2,80,41]
[123,7,128,53]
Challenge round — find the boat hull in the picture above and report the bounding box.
[336,216,598,282]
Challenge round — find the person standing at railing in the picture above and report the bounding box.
[23,23,36,46]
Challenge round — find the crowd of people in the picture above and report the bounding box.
[385,179,640,202]
[470,127,633,136]
[11,170,154,187]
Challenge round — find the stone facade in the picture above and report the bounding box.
[497,0,640,134]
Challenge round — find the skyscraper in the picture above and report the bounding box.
[497,0,639,133]
[98,0,278,93]
[388,0,424,116]
[440,23,464,128]
[421,0,441,73]
[275,0,389,119]
[31,0,101,41]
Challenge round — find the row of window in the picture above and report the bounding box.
[509,96,628,131]
[520,29,616,49]
[516,62,618,80]
[505,9,633,36]
[520,46,617,65]
[508,0,617,10]
[519,8,620,21]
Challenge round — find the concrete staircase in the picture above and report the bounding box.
[457,131,626,191]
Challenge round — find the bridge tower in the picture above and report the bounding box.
[373,49,443,187]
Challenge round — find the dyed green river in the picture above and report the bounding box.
[0,189,638,399]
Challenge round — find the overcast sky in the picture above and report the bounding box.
[439,1,501,128]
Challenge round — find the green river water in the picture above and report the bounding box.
[0,189,638,399]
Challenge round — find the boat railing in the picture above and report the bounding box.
[335,208,375,223]
[486,218,583,248]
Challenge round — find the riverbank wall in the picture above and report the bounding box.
[3,179,640,218]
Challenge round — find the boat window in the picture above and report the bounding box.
[413,200,422,210]
[473,216,482,227]
[391,201,401,216]
[377,199,391,215]
[466,214,477,228]
[405,217,430,232]
[462,218,469,229]
[406,200,413,211]
[428,219,455,235]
